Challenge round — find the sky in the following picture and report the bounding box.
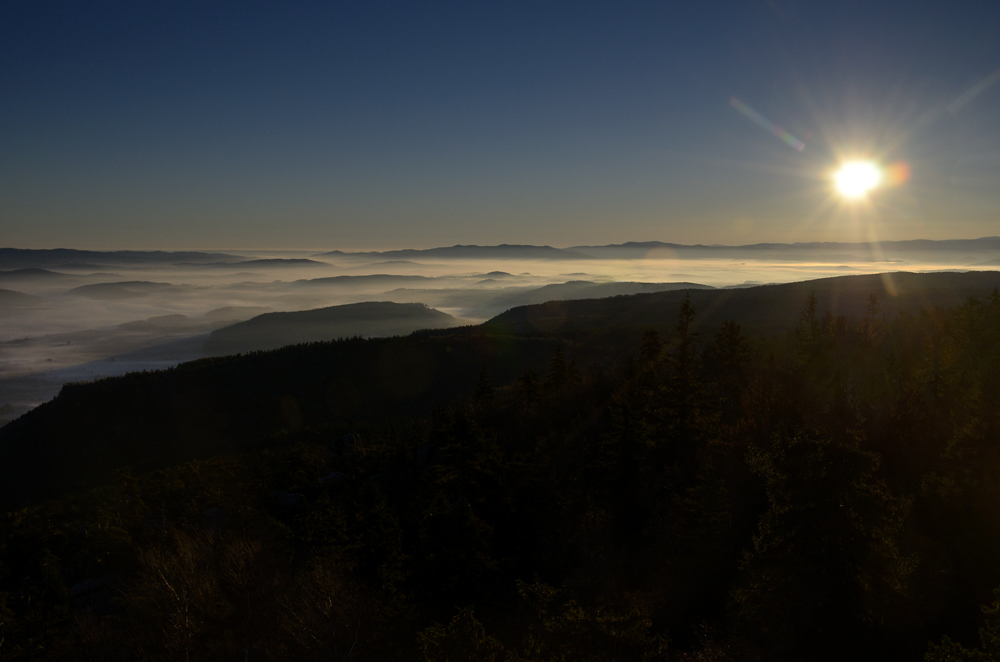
[2,1,999,250]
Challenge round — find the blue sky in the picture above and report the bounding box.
[2,1,999,249]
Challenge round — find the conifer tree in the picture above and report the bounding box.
[702,320,750,424]
[518,371,541,408]
[859,292,885,346]
[662,292,706,470]
[639,328,663,364]
[474,367,495,403]
[794,292,822,356]
[927,588,1000,662]
[566,357,581,385]
[419,608,503,662]
[545,347,569,391]
[731,427,914,655]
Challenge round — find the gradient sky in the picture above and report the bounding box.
[2,1,999,250]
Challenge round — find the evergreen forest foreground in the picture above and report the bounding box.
[2,271,1000,661]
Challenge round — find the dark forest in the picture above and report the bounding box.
[2,275,1000,660]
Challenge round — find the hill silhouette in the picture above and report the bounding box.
[310,237,1000,263]
[484,280,714,309]
[386,280,714,319]
[570,236,1000,261]
[318,243,593,260]
[296,273,434,287]
[67,281,198,300]
[176,258,331,268]
[0,267,74,283]
[0,288,40,310]
[482,271,1000,335]
[203,301,465,355]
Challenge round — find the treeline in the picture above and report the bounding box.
[2,289,1000,660]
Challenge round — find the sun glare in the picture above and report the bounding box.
[834,161,882,199]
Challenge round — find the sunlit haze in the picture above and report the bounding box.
[2,1,999,248]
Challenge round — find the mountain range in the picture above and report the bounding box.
[4,237,1000,271]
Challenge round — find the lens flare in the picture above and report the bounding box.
[835,161,882,198]
[729,97,806,152]
[883,161,911,187]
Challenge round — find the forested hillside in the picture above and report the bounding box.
[2,272,996,506]
[482,270,1000,334]
[203,301,464,355]
[1,272,1000,660]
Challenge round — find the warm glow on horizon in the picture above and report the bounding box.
[834,161,883,199]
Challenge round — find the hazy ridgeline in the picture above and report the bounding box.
[1,239,999,424]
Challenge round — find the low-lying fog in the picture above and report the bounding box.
[2,239,998,423]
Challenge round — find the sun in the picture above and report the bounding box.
[834,161,882,199]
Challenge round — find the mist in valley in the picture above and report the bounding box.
[2,239,998,424]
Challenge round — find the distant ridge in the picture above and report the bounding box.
[3,239,997,270]
[313,238,1000,263]
[482,280,715,310]
[68,281,197,300]
[296,274,435,286]
[571,237,1000,250]
[0,288,40,309]
[176,258,330,268]
[204,301,464,355]
[318,244,593,260]
[0,268,71,281]
[568,237,1000,261]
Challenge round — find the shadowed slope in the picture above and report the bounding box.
[482,271,1000,336]
[203,301,465,355]
[0,288,41,310]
